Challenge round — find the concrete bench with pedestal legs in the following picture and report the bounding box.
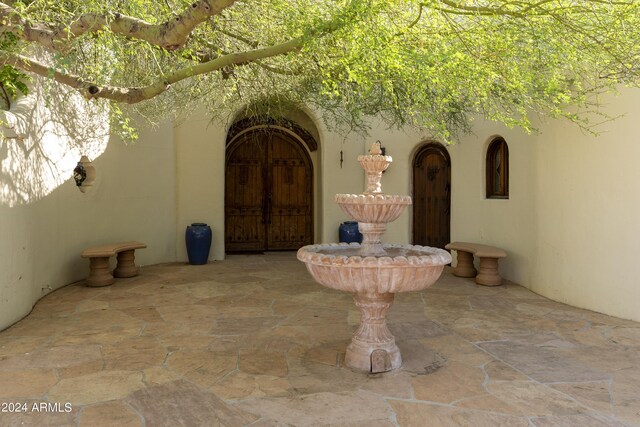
[81,241,146,287]
[445,242,507,286]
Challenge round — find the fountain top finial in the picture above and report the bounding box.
[358,141,391,194]
[369,141,383,155]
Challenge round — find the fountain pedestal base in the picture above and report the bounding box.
[345,293,401,373]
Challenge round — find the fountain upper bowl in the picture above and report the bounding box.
[297,243,452,294]
[335,194,412,224]
[357,154,392,173]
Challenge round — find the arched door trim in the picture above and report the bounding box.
[226,118,318,152]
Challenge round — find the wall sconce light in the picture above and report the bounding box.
[73,162,86,186]
[73,155,96,193]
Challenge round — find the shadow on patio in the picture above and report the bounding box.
[0,252,638,426]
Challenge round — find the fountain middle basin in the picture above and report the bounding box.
[335,194,412,224]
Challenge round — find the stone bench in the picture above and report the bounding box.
[445,242,507,286]
[81,241,147,287]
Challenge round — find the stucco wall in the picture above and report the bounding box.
[0,83,177,331]
[321,109,640,321]
[174,110,227,261]
[529,90,640,320]
[11,84,634,333]
[319,131,368,243]
[408,92,640,322]
[174,109,368,259]
[132,89,640,322]
[447,122,537,289]
[170,110,539,296]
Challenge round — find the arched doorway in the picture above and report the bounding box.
[412,142,451,249]
[225,123,314,252]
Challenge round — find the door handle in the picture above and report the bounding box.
[267,193,272,224]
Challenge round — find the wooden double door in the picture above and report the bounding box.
[225,128,313,252]
[413,143,451,249]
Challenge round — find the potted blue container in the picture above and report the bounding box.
[338,221,363,243]
[185,223,212,265]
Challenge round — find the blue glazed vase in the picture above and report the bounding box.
[339,221,363,244]
[185,223,212,265]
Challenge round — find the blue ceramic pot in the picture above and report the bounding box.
[185,223,212,265]
[338,221,363,244]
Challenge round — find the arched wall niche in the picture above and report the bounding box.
[485,135,509,199]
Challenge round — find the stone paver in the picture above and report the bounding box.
[478,341,610,383]
[78,402,142,427]
[0,252,638,426]
[411,361,486,403]
[127,380,257,426]
[47,370,145,405]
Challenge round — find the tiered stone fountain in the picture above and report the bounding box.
[297,142,451,373]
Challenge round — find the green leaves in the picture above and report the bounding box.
[0,65,30,109]
[3,0,640,141]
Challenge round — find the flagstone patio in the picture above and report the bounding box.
[0,252,638,426]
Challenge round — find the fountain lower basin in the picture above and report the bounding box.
[297,243,450,294]
[297,242,451,373]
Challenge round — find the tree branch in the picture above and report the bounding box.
[435,0,523,17]
[0,0,239,51]
[194,47,299,76]
[0,82,10,109]
[217,27,259,49]
[1,38,304,103]
[432,0,634,18]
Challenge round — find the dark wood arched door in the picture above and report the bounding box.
[225,128,313,252]
[413,143,451,249]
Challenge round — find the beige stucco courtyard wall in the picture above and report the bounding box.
[174,110,227,261]
[173,107,368,261]
[0,81,178,331]
[529,89,640,321]
[445,122,537,289]
[322,108,640,322]
[173,100,640,322]
[4,79,638,332]
[403,93,640,322]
